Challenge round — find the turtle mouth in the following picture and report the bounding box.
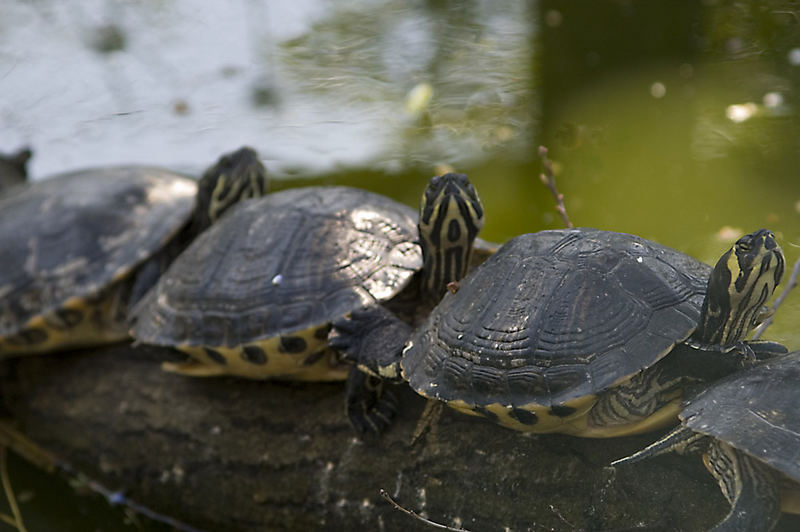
[758,230,785,288]
[736,229,784,291]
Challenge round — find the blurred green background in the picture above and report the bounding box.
[1,0,799,529]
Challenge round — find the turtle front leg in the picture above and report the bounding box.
[722,340,787,365]
[587,366,687,436]
[745,340,788,361]
[705,440,782,532]
[683,339,788,370]
[329,305,411,379]
[330,305,411,435]
[613,430,783,531]
[345,368,398,435]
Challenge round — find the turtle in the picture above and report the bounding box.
[129,173,488,393]
[331,227,785,436]
[613,349,800,531]
[0,147,32,192]
[0,147,268,356]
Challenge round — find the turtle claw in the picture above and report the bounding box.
[733,342,758,365]
[748,340,788,361]
[346,368,398,435]
[731,340,788,366]
[329,305,410,375]
[333,306,411,435]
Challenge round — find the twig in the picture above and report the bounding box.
[410,399,443,445]
[0,422,58,474]
[62,467,206,532]
[0,513,18,528]
[379,489,470,532]
[549,503,575,529]
[538,145,573,228]
[0,447,27,532]
[0,421,204,532]
[752,252,800,340]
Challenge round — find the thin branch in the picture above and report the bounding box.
[752,252,800,340]
[549,503,576,529]
[538,145,573,228]
[0,447,27,532]
[379,489,470,532]
[0,422,58,474]
[0,512,19,528]
[0,421,204,532]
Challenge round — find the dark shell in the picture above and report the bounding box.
[130,186,423,348]
[0,167,197,334]
[402,228,712,409]
[682,350,800,482]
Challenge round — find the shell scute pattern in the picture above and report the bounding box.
[132,186,423,380]
[683,352,800,481]
[402,228,711,422]
[0,168,196,355]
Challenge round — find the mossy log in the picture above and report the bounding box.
[1,344,798,531]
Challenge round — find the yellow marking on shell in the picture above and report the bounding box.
[442,395,591,432]
[168,326,348,381]
[442,393,681,438]
[0,285,128,356]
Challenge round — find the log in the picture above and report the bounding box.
[1,344,798,531]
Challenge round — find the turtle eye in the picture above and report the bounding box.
[736,239,752,253]
[466,182,477,198]
[424,177,441,202]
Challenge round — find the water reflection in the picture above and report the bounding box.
[0,0,533,177]
[0,1,797,357]
[0,2,799,527]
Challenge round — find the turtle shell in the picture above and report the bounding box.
[401,228,712,430]
[130,186,423,380]
[0,167,197,355]
[681,350,800,482]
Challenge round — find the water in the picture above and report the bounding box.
[1,0,799,529]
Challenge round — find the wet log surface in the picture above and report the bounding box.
[1,343,798,532]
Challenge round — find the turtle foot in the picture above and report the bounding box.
[329,305,410,378]
[345,368,398,435]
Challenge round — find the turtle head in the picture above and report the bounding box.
[0,147,32,188]
[192,147,268,235]
[694,229,784,347]
[418,172,484,301]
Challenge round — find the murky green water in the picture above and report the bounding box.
[1,0,799,530]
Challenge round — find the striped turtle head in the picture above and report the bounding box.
[418,172,484,301]
[192,147,269,235]
[695,229,784,347]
